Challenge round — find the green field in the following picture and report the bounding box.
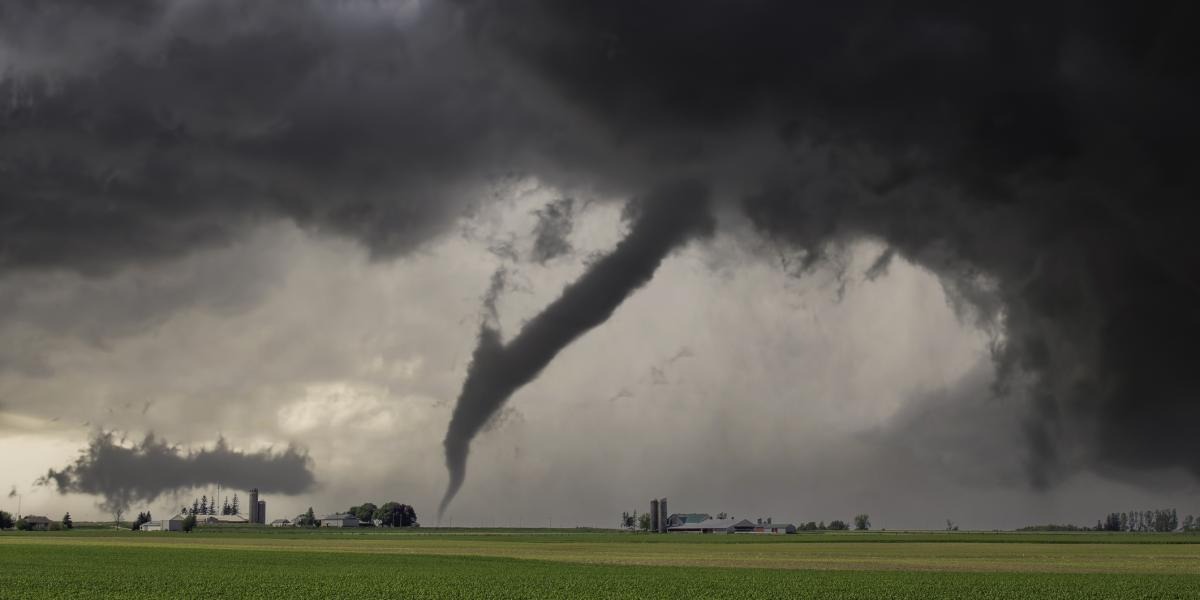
[2,530,1199,599]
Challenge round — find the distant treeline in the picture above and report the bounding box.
[1098,509,1192,532]
[182,494,240,516]
[797,520,851,531]
[1021,509,1200,533]
[1016,524,1092,532]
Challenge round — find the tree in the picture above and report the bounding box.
[353,502,378,525]
[1184,515,1195,531]
[199,496,208,516]
[62,513,73,529]
[113,508,124,528]
[620,511,635,530]
[222,497,231,516]
[853,514,871,531]
[231,494,240,515]
[16,518,30,531]
[827,520,849,531]
[182,513,197,533]
[376,502,402,527]
[0,511,13,530]
[716,512,728,520]
[132,511,151,530]
[638,512,651,531]
[302,507,317,528]
[817,521,826,530]
[192,500,200,516]
[402,505,417,527]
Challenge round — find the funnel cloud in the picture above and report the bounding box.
[440,182,713,516]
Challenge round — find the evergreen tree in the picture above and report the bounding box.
[62,513,73,529]
[232,494,240,515]
[222,497,231,516]
[200,496,208,515]
[192,500,200,515]
[182,513,197,532]
[304,507,316,527]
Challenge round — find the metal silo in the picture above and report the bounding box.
[257,500,266,524]
[650,499,659,533]
[659,498,668,533]
[249,488,259,523]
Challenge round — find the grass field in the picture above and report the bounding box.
[2,529,1199,599]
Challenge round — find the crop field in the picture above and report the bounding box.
[2,530,1199,599]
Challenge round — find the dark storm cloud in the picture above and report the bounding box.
[440,182,713,515]
[0,1,571,274]
[457,1,1200,483]
[5,0,1200,499]
[39,431,314,513]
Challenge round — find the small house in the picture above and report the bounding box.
[23,516,51,531]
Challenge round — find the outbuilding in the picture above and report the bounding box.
[270,519,292,528]
[22,516,51,531]
[321,513,360,528]
[141,514,185,531]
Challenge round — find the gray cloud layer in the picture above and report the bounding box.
[2,0,1198,510]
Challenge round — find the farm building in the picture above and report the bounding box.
[732,519,796,534]
[321,513,360,528]
[668,518,796,534]
[667,518,739,534]
[665,513,712,527]
[22,516,51,531]
[142,514,185,531]
[270,519,292,528]
[201,514,249,525]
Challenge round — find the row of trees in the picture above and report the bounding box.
[1099,509,1187,532]
[183,494,240,517]
[618,511,872,531]
[0,512,74,531]
[288,502,419,528]
[345,502,418,527]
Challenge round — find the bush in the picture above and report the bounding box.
[15,518,30,531]
[0,511,13,530]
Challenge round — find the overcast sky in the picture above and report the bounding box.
[2,1,1198,528]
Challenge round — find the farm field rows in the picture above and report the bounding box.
[2,531,1199,599]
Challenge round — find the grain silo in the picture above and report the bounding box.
[659,498,668,533]
[650,499,659,533]
[248,489,259,523]
[257,500,266,524]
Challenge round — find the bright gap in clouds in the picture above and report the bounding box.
[0,186,995,524]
